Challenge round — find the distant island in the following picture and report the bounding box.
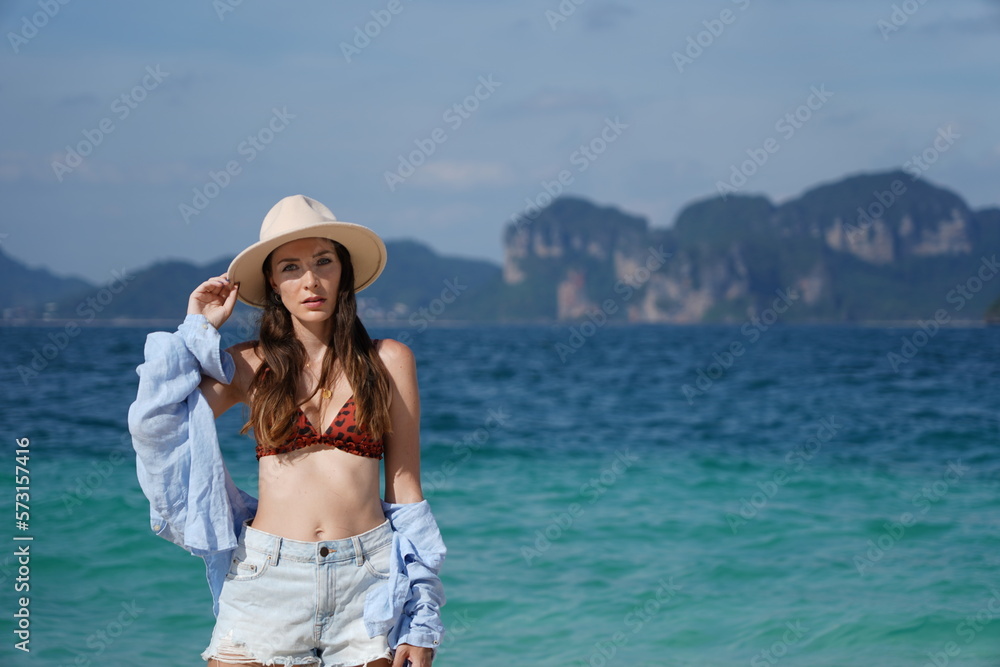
[4,169,999,326]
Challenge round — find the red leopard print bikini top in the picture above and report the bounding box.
[255,342,384,461]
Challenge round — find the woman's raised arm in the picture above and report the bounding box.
[188,272,245,419]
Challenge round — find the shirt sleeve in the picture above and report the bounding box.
[127,313,238,553]
[381,499,448,652]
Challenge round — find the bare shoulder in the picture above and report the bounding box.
[374,337,415,367]
[374,338,418,392]
[373,339,420,441]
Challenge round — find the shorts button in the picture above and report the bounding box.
[320,547,330,556]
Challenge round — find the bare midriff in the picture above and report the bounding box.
[251,447,386,541]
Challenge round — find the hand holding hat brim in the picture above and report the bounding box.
[188,273,240,329]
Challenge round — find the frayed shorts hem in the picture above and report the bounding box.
[201,644,394,666]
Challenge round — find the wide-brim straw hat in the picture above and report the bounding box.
[228,194,387,308]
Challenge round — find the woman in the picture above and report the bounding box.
[128,195,445,667]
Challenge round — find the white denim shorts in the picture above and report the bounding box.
[201,518,394,667]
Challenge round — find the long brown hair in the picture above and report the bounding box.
[239,238,393,452]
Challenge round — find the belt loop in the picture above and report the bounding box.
[271,534,281,566]
[352,536,364,567]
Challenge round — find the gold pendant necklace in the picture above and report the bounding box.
[306,359,333,399]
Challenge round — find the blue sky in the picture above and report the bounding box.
[2,0,999,284]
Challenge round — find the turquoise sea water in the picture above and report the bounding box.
[1,322,998,666]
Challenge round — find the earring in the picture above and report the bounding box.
[271,292,282,305]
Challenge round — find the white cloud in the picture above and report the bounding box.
[411,160,516,190]
[0,150,203,186]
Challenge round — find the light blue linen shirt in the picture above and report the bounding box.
[127,313,446,651]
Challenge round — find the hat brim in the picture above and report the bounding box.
[227,222,387,308]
